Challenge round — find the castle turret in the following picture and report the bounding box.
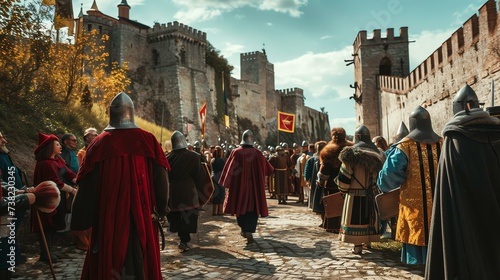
[353,27,410,136]
[118,0,131,19]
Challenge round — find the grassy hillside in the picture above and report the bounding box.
[0,99,170,182]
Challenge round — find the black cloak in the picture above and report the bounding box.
[425,109,500,279]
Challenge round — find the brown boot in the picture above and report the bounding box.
[217,204,224,215]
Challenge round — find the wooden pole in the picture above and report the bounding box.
[36,210,57,280]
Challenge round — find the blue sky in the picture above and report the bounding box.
[73,0,487,136]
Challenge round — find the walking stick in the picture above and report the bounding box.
[36,210,57,280]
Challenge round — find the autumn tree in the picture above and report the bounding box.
[44,29,111,104]
[0,0,53,101]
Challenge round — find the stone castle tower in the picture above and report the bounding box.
[355,0,500,143]
[75,0,330,146]
[352,27,410,137]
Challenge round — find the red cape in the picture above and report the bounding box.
[219,146,274,217]
[75,129,169,280]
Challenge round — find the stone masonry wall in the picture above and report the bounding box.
[377,0,500,141]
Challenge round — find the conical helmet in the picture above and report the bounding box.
[406,106,441,144]
[394,121,409,142]
[354,125,378,151]
[105,92,139,130]
[171,131,188,150]
[240,129,254,146]
[453,84,480,115]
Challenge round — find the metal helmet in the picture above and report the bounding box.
[453,84,480,115]
[270,146,275,153]
[193,141,200,149]
[105,92,139,130]
[257,145,263,151]
[394,121,409,143]
[292,143,298,148]
[406,106,441,144]
[171,131,188,150]
[354,125,378,151]
[281,142,288,149]
[240,129,254,146]
[275,145,284,152]
[301,141,308,147]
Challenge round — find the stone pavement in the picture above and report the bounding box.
[11,196,425,279]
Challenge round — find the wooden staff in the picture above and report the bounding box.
[36,210,57,280]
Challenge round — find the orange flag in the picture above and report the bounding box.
[278,111,295,133]
[199,101,207,138]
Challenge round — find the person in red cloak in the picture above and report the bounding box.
[219,130,274,244]
[71,92,170,280]
[32,132,77,263]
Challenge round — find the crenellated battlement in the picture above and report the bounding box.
[354,27,408,51]
[378,0,499,94]
[277,87,304,98]
[241,51,267,62]
[148,21,206,41]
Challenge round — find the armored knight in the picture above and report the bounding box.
[426,85,500,279]
[377,105,442,264]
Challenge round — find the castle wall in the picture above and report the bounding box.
[79,4,328,148]
[377,0,500,140]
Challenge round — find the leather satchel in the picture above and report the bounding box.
[322,192,345,218]
[375,188,400,220]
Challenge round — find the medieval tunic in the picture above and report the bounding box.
[72,129,170,280]
[268,152,291,197]
[335,145,384,245]
[426,109,500,279]
[219,146,274,218]
[377,137,441,264]
[166,149,211,233]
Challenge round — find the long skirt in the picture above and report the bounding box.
[339,189,380,245]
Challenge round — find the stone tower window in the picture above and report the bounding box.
[379,57,392,76]
[180,46,186,64]
[152,49,159,66]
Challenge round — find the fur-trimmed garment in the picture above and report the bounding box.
[317,141,352,231]
[335,145,384,245]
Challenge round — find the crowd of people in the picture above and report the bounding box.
[1,84,499,279]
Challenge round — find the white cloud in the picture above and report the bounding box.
[320,35,333,40]
[170,0,308,23]
[258,0,308,17]
[267,22,273,26]
[274,46,353,100]
[221,42,246,59]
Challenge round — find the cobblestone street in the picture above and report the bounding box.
[12,196,425,279]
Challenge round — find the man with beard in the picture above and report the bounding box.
[426,85,500,279]
[72,92,170,280]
